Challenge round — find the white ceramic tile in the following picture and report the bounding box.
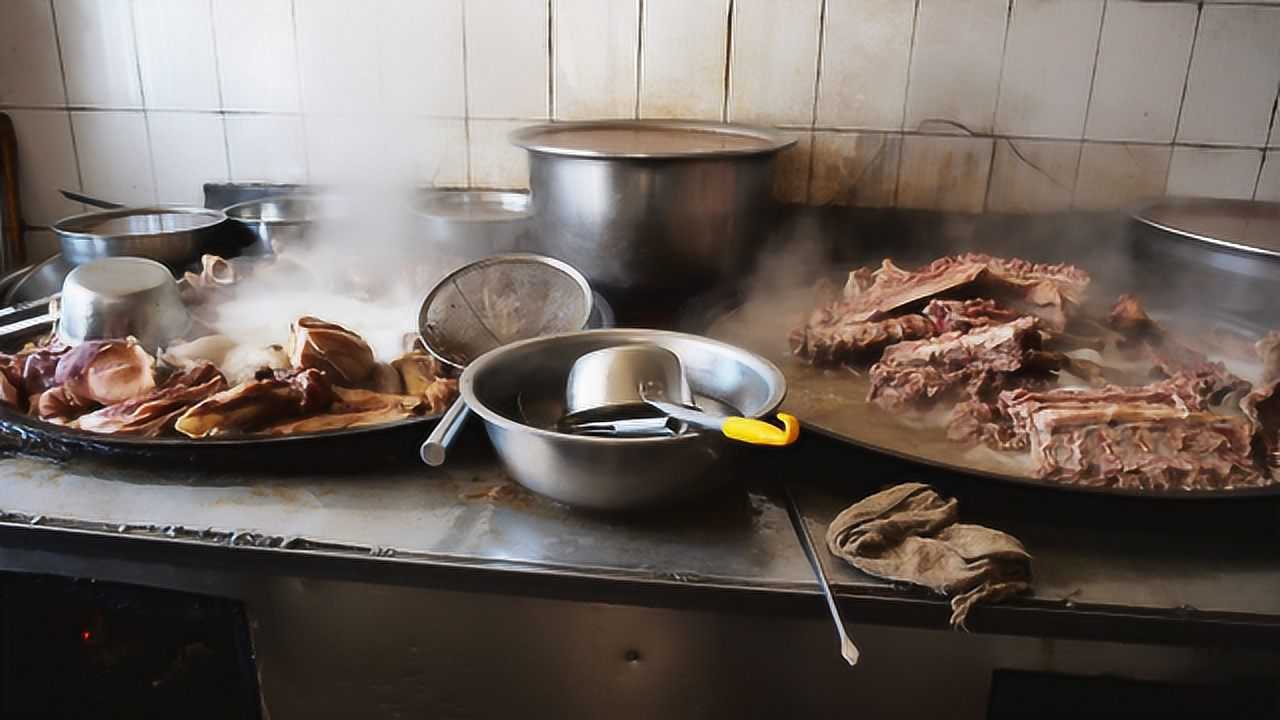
[464,0,549,119]
[1166,146,1262,200]
[0,0,65,106]
[224,115,307,183]
[553,0,638,120]
[148,113,228,205]
[1271,103,1280,148]
[23,230,60,262]
[986,139,1080,213]
[815,0,914,131]
[54,0,142,107]
[133,0,220,110]
[379,0,466,116]
[995,0,1103,139]
[809,131,900,208]
[414,118,469,188]
[639,0,729,120]
[70,111,155,205]
[468,119,529,189]
[896,134,994,212]
[212,0,301,112]
[303,114,392,186]
[728,0,821,125]
[772,131,811,204]
[904,0,1008,134]
[1176,6,1280,147]
[1256,152,1280,202]
[1072,142,1171,210]
[5,110,81,226]
[1083,1,1197,143]
[295,0,381,114]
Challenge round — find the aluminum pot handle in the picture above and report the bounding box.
[420,397,470,466]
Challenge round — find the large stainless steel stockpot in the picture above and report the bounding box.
[511,120,794,306]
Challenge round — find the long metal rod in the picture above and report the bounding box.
[782,482,860,666]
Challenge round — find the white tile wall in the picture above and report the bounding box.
[904,0,1008,134]
[212,0,300,112]
[5,110,81,225]
[815,0,914,131]
[728,0,821,126]
[54,0,143,107]
[1084,1,1197,143]
[995,0,1104,139]
[132,0,220,111]
[1176,5,1280,147]
[148,112,228,204]
[553,0,638,120]
[465,0,549,119]
[0,0,66,106]
[4,0,1279,218]
[69,111,155,205]
[1256,152,1280,201]
[1166,146,1263,200]
[640,0,729,120]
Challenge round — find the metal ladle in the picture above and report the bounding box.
[417,253,594,466]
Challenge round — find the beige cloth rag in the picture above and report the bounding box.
[825,482,1031,629]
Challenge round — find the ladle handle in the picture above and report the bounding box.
[421,397,470,466]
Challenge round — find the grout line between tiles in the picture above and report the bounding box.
[207,0,232,184]
[722,0,735,123]
[47,0,85,196]
[127,0,160,203]
[288,0,310,183]
[634,0,644,119]
[983,0,1015,211]
[1170,2,1202,146]
[1072,0,1109,202]
[460,0,473,187]
[893,0,922,206]
[809,0,827,129]
[546,0,554,120]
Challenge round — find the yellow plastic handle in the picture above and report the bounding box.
[722,413,800,447]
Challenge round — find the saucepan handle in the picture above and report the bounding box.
[420,397,470,466]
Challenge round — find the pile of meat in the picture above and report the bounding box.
[791,253,1279,492]
[0,316,457,438]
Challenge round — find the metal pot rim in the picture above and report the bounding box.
[53,205,227,238]
[1131,196,1280,261]
[459,328,787,446]
[412,189,532,223]
[223,194,322,226]
[509,119,796,159]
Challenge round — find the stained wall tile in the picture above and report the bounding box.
[995,0,1103,139]
[554,0,638,120]
[1256,152,1280,202]
[1073,143,1171,210]
[213,0,301,112]
[149,112,229,205]
[224,115,307,183]
[296,0,381,114]
[54,0,142,107]
[809,131,900,208]
[1166,147,1262,200]
[465,0,549,119]
[640,0,729,120]
[70,111,155,205]
[1176,5,1280,147]
[816,0,914,130]
[379,0,466,116]
[986,139,1080,213]
[772,131,812,204]
[904,0,1008,134]
[1084,1,1197,142]
[729,0,821,125]
[469,119,530,189]
[5,110,81,226]
[0,0,66,106]
[896,135,993,212]
[133,0,220,110]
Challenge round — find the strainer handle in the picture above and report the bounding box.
[421,397,470,466]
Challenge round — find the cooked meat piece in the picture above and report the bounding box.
[1107,294,1153,336]
[369,362,404,394]
[392,352,459,414]
[259,387,426,435]
[1242,380,1280,471]
[868,317,1046,411]
[1257,331,1280,386]
[923,299,1023,334]
[0,355,23,410]
[791,313,936,365]
[53,339,156,406]
[76,363,228,436]
[31,385,95,423]
[287,316,377,386]
[174,368,334,438]
[946,370,1057,450]
[160,334,238,372]
[999,384,1262,491]
[18,345,70,398]
[180,254,237,304]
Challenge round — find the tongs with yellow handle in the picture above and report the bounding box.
[642,398,800,447]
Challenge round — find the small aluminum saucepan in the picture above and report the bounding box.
[54,205,243,269]
[57,257,192,350]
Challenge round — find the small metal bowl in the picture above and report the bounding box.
[58,257,192,350]
[461,329,786,510]
[224,194,322,255]
[563,343,693,424]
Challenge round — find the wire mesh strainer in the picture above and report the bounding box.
[418,254,594,465]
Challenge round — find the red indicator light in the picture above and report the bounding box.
[80,630,92,642]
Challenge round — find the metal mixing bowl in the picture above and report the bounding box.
[460,329,786,510]
[54,206,236,268]
[58,257,192,350]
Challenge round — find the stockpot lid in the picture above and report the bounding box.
[1132,198,1280,261]
[509,119,795,159]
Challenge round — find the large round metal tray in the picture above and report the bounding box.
[708,282,1280,499]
